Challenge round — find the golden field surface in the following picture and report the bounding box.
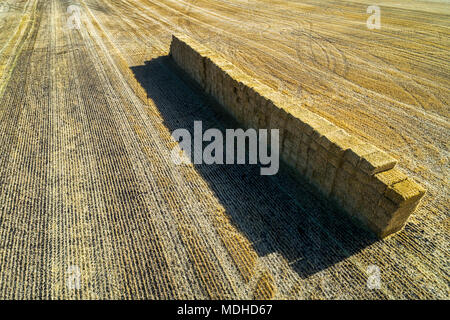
[0,0,448,299]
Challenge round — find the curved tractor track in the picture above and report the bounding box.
[0,0,448,299]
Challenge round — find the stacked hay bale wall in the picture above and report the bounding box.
[169,35,426,238]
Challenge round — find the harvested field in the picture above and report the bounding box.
[0,0,448,299]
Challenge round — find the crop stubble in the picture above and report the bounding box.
[0,0,448,299]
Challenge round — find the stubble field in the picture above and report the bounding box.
[0,0,448,299]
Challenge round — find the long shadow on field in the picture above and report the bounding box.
[131,56,378,278]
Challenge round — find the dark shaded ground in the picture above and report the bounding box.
[130,56,378,278]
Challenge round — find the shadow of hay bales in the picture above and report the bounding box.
[130,56,377,278]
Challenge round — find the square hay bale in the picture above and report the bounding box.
[321,162,338,196]
[358,151,397,175]
[343,143,379,167]
[318,129,348,151]
[298,140,309,159]
[372,168,408,194]
[341,160,356,176]
[385,179,426,206]
[295,156,308,174]
[328,134,363,157]
[327,153,342,167]
[310,122,340,142]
